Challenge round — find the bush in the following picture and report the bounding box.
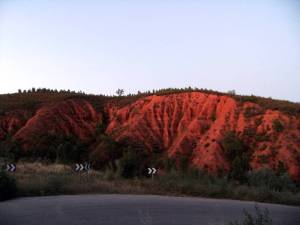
[89,135,122,170]
[221,132,250,182]
[247,169,296,192]
[28,134,87,163]
[117,143,149,179]
[0,139,23,161]
[95,122,106,135]
[44,175,66,195]
[0,170,18,201]
[229,205,273,225]
[117,146,144,179]
[117,154,136,179]
[222,132,247,162]
[272,119,284,132]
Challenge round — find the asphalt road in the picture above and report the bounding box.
[0,195,299,225]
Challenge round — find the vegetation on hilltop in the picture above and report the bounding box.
[1,87,299,116]
[0,91,82,113]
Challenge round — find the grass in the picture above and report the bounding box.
[14,163,148,196]
[5,162,299,206]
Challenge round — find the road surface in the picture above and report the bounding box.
[0,194,299,225]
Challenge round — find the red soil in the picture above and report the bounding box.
[14,99,100,149]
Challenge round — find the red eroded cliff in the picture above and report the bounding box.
[1,91,299,179]
[14,99,100,149]
[106,92,300,179]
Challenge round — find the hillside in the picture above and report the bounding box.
[0,89,300,180]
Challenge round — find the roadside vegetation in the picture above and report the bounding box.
[0,170,17,201]
[229,205,273,225]
[0,161,299,206]
[0,162,277,225]
[0,128,299,205]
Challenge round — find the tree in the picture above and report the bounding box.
[221,131,250,182]
[227,90,236,95]
[116,88,124,96]
[221,132,245,161]
[276,161,287,176]
[0,139,23,161]
[117,147,139,178]
[116,140,149,178]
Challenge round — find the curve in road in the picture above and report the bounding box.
[0,194,299,225]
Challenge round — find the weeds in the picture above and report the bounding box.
[229,205,273,225]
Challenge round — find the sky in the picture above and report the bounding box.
[0,0,299,102]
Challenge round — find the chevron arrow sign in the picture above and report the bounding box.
[6,164,16,172]
[75,163,91,172]
[75,163,84,172]
[83,162,91,171]
[147,167,157,175]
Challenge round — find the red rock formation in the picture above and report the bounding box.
[106,92,300,179]
[1,91,299,179]
[14,99,100,149]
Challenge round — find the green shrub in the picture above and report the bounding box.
[276,161,287,175]
[272,119,284,132]
[0,170,18,201]
[95,122,106,135]
[230,154,250,182]
[221,132,250,182]
[257,154,271,164]
[0,139,23,161]
[27,134,87,163]
[244,107,258,118]
[247,169,296,192]
[229,205,273,225]
[44,175,66,195]
[255,134,270,142]
[243,128,256,138]
[211,111,217,121]
[117,144,148,179]
[222,132,247,162]
[117,150,139,178]
[89,135,121,170]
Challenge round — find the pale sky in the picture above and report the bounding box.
[0,0,299,101]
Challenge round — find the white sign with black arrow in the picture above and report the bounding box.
[6,164,16,172]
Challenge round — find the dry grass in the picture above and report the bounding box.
[17,162,70,173]
[13,162,151,196]
[9,162,300,206]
